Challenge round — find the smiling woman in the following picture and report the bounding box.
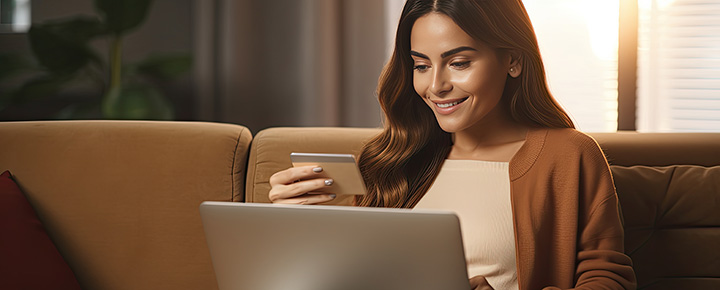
[268,1,636,289]
[410,13,515,137]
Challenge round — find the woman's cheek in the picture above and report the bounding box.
[449,70,475,92]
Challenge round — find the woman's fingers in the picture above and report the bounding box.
[272,192,337,205]
[269,165,323,186]
[268,178,333,202]
[268,166,335,203]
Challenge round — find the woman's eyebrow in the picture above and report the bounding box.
[441,46,477,58]
[410,51,429,60]
[410,46,478,60]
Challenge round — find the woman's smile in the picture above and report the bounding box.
[431,96,469,114]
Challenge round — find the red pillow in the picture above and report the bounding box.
[0,171,82,290]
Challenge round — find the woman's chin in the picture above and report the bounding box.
[435,119,465,134]
[432,109,471,134]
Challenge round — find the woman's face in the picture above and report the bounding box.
[410,12,513,133]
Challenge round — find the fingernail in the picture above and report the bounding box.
[324,179,334,186]
[313,167,323,173]
[329,194,337,199]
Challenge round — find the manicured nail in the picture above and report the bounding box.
[324,179,334,186]
[329,194,337,199]
[313,167,323,173]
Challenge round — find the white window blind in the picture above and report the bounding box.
[638,0,720,132]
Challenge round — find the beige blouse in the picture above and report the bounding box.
[414,159,519,290]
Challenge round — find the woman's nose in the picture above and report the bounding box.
[430,69,452,97]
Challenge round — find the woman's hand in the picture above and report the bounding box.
[469,276,494,290]
[268,165,336,204]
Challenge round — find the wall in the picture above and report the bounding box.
[196,0,387,133]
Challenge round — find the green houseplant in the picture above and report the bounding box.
[0,0,191,120]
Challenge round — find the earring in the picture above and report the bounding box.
[509,67,516,73]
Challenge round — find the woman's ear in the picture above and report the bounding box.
[508,51,522,78]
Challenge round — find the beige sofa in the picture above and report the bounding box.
[1,121,719,290]
[1,121,252,290]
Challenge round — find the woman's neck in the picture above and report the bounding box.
[448,110,529,162]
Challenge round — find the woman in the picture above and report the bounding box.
[268,0,636,289]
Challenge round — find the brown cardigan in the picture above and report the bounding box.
[509,128,636,290]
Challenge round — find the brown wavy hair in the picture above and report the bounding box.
[356,0,574,208]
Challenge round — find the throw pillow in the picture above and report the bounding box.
[0,171,82,290]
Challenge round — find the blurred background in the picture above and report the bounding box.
[1,0,718,133]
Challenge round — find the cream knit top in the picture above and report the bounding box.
[414,159,519,290]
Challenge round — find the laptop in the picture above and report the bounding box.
[199,201,471,290]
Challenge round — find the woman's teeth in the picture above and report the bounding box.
[437,98,467,108]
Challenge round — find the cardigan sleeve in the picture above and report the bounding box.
[545,134,636,290]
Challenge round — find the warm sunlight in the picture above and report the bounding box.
[523,0,620,132]
[578,0,619,61]
[523,0,618,61]
[638,0,676,10]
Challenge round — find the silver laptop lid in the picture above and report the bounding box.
[200,201,471,290]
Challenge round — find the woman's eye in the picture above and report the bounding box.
[450,61,470,69]
[413,64,429,72]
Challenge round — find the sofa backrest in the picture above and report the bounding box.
[247,127,720,289]
[245,128,720,200]
[245,127,380,205]
[590,131,720,166]
[0,121,252,290]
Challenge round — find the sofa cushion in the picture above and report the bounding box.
[611,165,720,289]
[0,171,82,290]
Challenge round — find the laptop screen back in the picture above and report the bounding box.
[200,202,471,290]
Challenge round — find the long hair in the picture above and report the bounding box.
[356,0,574,208]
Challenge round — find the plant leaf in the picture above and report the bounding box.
[0,53,34,81]
[94,0,153,35]
[102,83,173,120]
[43,17,107,41]
[12,75,73,102]
[0,75,72,111]
[28,20,103,74]
[135,54,192,81]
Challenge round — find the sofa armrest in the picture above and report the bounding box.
[0,120,252,290]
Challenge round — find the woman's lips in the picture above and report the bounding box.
[432,97,469,115]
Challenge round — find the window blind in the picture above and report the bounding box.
[638,0,720,132]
